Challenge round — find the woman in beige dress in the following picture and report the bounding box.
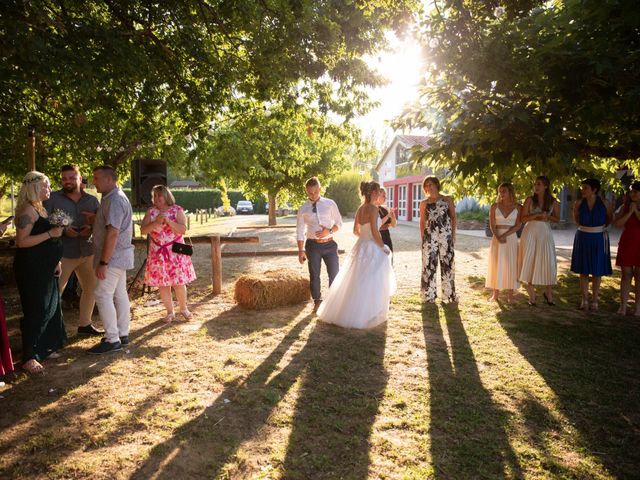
[518,176,560,306]
[486,183,522,303]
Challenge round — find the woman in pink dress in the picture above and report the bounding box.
[141,185,196,323]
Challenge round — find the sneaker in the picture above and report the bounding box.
[77,324,105,336]
[88,340,122,355]
[101,336,129,346]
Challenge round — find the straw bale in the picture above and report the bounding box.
[234,268,310,310]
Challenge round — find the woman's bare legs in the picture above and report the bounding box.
[174,284,192,319]
[159,286,174,322]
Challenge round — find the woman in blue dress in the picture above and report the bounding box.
[570,178,612,311]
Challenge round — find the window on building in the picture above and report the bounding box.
[412,183,423,221]
[398,185,407,218]
[386,187,394,209]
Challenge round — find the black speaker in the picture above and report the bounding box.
[132,159,167,207]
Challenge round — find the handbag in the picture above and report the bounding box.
[172,236,193,256]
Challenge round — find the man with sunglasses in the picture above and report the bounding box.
[296,177,343,313]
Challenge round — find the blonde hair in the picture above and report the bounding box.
[497,182,517,203]
[17,171,48,215]
[151,184,176,206]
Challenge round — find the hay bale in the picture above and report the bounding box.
[234,268,310,310]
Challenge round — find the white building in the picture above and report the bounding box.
[375,134,432,222]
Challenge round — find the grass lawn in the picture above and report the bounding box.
[0,222,638,479]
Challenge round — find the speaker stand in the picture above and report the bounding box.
[128,235,150,296]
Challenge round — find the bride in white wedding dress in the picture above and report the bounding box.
[317,181,396,329]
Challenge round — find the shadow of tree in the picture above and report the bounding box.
[496,306,640,478]
[423,303,523,479]
[132,317,388,479]
[0,318,169,475]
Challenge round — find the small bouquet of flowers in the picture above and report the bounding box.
[49,209,73,228]
[48,209,73,242]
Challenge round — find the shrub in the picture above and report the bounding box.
[325,171,367,215]
[122,188,260,213]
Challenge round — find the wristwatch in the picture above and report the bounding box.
[99,260,109,266]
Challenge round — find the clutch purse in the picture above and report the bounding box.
[172,240,193,256]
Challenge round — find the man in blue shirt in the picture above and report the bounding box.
[87,165,134,354]
[44,165,102,336]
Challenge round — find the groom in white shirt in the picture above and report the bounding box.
[296,177,343,313]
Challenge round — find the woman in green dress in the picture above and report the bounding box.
[14,171,65,374]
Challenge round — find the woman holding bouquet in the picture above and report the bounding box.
[13,171,65,374]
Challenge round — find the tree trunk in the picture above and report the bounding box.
[268,191,277,226]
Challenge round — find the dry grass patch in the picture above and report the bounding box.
[0,223,638,479]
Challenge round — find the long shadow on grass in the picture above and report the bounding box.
[132,316,387,479]
[496,288,640,478]
[281,322,387,478]
[423,303,523,479]
[0,318,168,475]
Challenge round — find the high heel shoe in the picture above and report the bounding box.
[543,292,556,306]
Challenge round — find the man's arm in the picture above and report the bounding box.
[296,210,306,264]
[95,225,119,279]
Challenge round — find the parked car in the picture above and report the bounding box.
[265,203,295,216]
[236,200,254,214]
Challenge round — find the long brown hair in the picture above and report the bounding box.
[532,176,555,212]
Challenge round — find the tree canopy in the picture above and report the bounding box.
[198,99,361,224]
[0,0,415,187]
[398,0,640,198]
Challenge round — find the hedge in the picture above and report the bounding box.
[122,188,267,214]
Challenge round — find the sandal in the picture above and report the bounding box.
[163,313,175,324]
[543,292,556,306]
[22,358,44,374]
[579,298,589,311]
[48,351,62,359]
[180,310,193,320]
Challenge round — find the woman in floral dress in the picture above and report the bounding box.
[141,185,196,322]
[419,176,458,303]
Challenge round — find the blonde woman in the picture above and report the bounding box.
[13,171,65,374]
[486,183,522,303]
[141,185,196,323]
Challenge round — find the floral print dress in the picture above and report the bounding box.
[144,205,196,287]
[421,198,457,303]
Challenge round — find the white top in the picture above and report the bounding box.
[296,196,343,241]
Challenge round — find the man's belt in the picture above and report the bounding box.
[308,237,333,243]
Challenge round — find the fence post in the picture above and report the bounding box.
[211,235,222,294]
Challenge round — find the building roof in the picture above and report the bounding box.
[375,134,429,171]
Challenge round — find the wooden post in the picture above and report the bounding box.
[211,235,222,294]
[27,125,36,171]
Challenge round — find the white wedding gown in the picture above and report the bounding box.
[317,218,396,329]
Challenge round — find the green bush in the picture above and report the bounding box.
[122,188,267,214]
[325,171,367,215]
[457,209,488,221]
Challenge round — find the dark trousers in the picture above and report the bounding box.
[305,239,339,302]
